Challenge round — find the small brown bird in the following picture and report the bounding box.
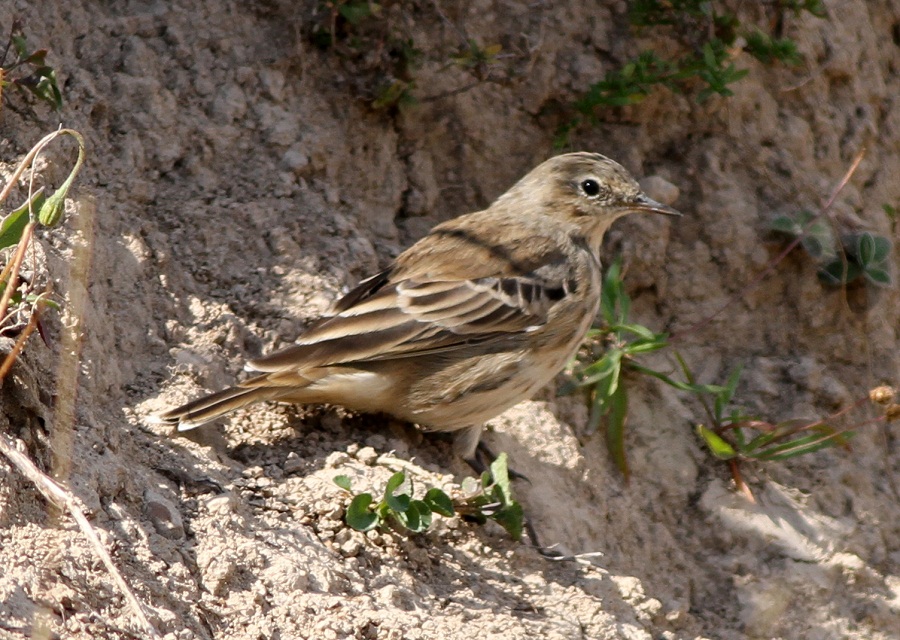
[156,152,679,466]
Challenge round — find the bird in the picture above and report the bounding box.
[155,152,680,468]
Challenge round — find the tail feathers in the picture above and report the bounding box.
[155,386,282,431]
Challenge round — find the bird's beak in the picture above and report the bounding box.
[631,193,682,217]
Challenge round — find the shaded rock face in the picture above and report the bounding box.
[0,1,898,638]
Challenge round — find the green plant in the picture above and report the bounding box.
[0,21,63,111]
[556,1,823,145]
[563,250,894,496]
[334,453,523,540]
[563,259,725,478]
[695,377,898,500]
[0,129,84,380]
[777,0,826,17]
[309,3,508,110]
[744,29,802,66]
[770,211,893,287]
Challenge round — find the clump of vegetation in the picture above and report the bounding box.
[562,258,722,478]
[770,211,893,287]
[1,24,79,379]
[308,1,507,110]
[565,260,897,497]
[0,21,63,111]
[0,129,84,367]
[334,453,523,540]
[557,0,826,144]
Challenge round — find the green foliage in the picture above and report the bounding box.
[338,0,381,26]
[884,204,898,235]
[310,3,506,110]
[744,29,802,66]
[1,129,85,349]
[564,258,717,477]
[694,39,750,101]
[337,471,436,533]
[770,211,893,287]
[770,210,837,260]
[333,453,524,540]
[0,188,45,251]
[777,0,826,18]
[558,0,823,144]
[371,79,415,110]
[450,40,503,78]
[456,453,524,541]
[574,52,677,111]
[0,22,63,111]
[565,255,868,486]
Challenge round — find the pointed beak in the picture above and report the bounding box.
[631,193,682,217]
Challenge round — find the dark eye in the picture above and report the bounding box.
[580,179,601,197]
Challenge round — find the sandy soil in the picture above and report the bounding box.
[1,1,898,638]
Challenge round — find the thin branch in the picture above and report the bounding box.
[0,220,35,320]
[0,299,40,380]
[0,434,162,639]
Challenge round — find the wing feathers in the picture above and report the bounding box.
[247,265,573,374]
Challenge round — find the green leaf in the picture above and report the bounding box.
[818,259,862,285]
[12,34,29,59]
[333,475,352,491]
[372,79,413,109]
[25,293,59,310]
[580,386,603,435]
[751,430,853,461]
[0,189,45,250]
[623,336,669,354]
[404,500,433,532]
[489,453,512,503]
[490,501,524,541]
[714,365,743,422]
[384,472,411,513]
[20,66,63,110]
[580,350,622,389]
[339,1,378,25]
[740,429,781,454]
[770,214,800,234]
[855,232,877,265]
[38,130,86,227]
[605,383,629,478]
[630,362,727,395]
[697,425,737,459]
[460,476,482,497]
[600,258,625,323]
[863,267,891,286]
[423,488,455,516]
[614,323,658,341]
[870,235,890,262]
[346,493,379,531]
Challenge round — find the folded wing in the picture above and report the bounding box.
[244,271,573,380]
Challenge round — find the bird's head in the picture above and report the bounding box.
[501,152,681,247]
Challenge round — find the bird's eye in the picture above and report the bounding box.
[580,179,602,197]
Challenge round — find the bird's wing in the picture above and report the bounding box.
[245,263,576,377]
[245,209,587,380]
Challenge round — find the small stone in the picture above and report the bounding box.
[283,455,305,474]
[144,489,185,540]
[243,466,265,479]
[325,451,351,468]
[340,538,363,557]
[356,447,378,465]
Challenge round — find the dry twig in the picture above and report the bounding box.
[0,434,162,639]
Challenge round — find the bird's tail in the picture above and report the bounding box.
[153,385,283,431]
